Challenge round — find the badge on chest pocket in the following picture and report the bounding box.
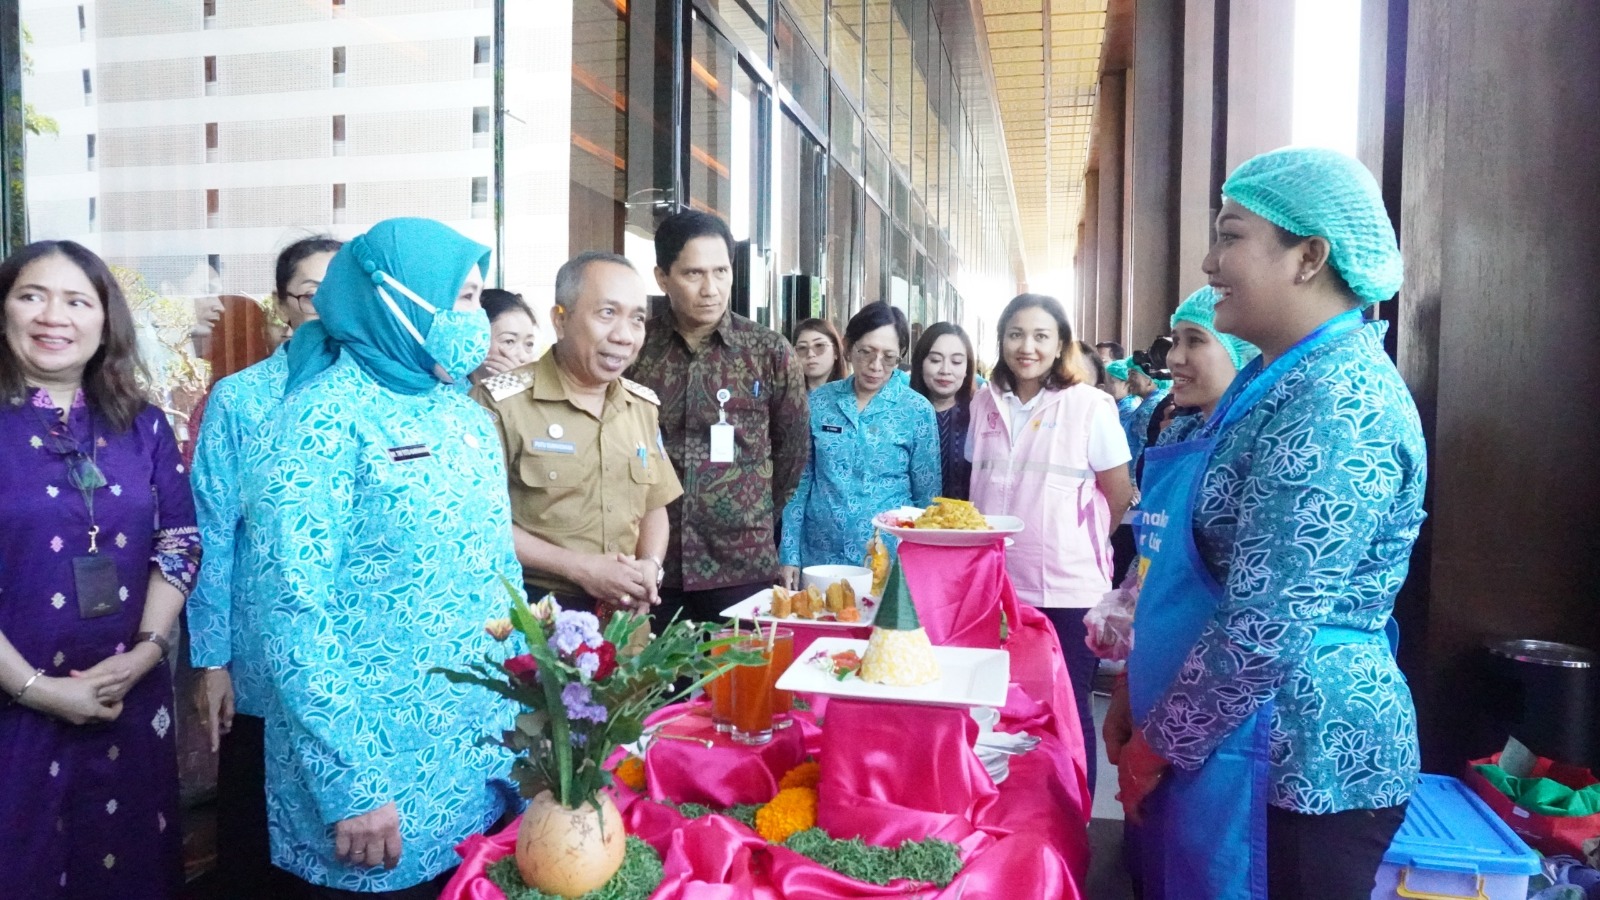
[710,388,735,463]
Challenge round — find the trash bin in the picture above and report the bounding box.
[1483,639,1597,768]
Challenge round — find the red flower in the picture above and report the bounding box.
[592,642,618,682]
[504,654,539,683]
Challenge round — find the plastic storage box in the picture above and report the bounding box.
[1372,774,1540,899]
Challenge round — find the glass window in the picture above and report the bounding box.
[827,162,862,318]
[569,0,629,255]
[865,135,889,206]
[830,85,863,177]
[864,198,885,303]
[863,0,891,142]
[775,7,826,129]
[829,0,864,104]
[703,0,769,66]
[889,10,913,173]
[776,112,823,279]
[784,0,826,52]
[688,15,761,243]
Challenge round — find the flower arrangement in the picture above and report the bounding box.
[434,591,751,811]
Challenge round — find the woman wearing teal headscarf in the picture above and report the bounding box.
[1113,149,1425,899]
[248,219,523,896]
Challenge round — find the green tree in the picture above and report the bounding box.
[21,24,58,137]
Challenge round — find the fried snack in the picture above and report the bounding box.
[770,586,793,619]
[836,606,861,623]
[913,497,991,530]
[793,586,818,619]
[825,581,846,613]
[840,580,857,610]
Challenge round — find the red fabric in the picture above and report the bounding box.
[1465,752,1600,858]
[441,545,1089,899]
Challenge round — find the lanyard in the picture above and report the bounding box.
[33,404,106,555]
[1202,309,1367,441]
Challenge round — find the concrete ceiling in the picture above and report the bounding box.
[975,0,1108,281]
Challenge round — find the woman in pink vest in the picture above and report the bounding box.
[968,293,1134,792]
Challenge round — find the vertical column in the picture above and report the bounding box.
[0,1,23,254]
[1176,0,1218,294]
[1080,169,1100,340]
[1399,0,1600,767]
[1124,0,1181,346]
[1223,0,1294,170]
[1094,71,1125,346]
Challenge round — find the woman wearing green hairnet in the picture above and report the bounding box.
[1113,148,1426,899]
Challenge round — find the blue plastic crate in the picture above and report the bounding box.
[1372,774,1541,899]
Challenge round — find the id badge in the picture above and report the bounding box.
[709,422,735,463]
[72,555,123,619]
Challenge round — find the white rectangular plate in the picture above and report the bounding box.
[874,506,1025,547]
[719,587,879,629]
[774,637,1011,708]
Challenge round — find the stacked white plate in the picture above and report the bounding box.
[968,707,1039,785]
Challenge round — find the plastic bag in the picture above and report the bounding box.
[1083,568,1139,660]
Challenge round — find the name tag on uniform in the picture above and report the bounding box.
[386,444,432,462]
[532,439,576,454]
[821,424,843,434]
[709,422,735,463]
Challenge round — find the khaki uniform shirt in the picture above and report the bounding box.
[472,352,683,598]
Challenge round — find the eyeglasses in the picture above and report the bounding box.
[42,422,107,492]
[851,347,902,369]
[794,341,832,357]
[282,291,317,309]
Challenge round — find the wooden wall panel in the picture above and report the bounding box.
[1399,0,1600,767]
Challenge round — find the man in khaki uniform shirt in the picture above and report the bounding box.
[471,251,682,614]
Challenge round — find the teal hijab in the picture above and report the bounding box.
[287,218,491,394]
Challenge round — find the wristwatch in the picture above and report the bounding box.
[133,631,171,663]
[644,556,665,589]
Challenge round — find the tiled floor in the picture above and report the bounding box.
[1084,691,1137,900]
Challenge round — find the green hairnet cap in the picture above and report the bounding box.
[874,558,923,631]
[1170,286,1262,370]
[1222,147,1403,306]
[1105,358,1131,382]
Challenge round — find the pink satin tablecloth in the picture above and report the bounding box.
[444,542,1090,899]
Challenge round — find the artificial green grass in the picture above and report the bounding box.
[486,835,663,900]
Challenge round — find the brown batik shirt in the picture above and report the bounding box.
[627,306,809,591]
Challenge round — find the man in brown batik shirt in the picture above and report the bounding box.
[626,211,809,628]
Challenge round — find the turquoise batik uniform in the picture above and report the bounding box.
[780,370,940,568]
[1141,314,1426,815]
[1116,394,1141,433]
[188,346,289,717]
[1125,387,1168,459]
[250,355,521,891]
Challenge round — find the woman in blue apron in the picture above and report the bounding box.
[1114,147,1427,899]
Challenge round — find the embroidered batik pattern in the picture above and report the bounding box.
[188,347,288,716]
[247,357,521,892]
[628,309,810,590]
[780,373,940,568]
[1142,324,1426,814]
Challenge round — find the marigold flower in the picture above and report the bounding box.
[614,755,647,792]
[778,761,821,791]
[484,617,513,641]
[754,786,818,844]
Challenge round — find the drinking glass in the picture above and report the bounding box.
[730,637,774,745]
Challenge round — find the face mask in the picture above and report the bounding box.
[372,270,488,385]
[423,309,490,383]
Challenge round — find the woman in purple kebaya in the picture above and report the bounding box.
[0,241,201,899]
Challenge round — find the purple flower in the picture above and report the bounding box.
[570,732,589,748]
[560,682,609,724]
[575,651,600,679]
[549,611,603,656]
